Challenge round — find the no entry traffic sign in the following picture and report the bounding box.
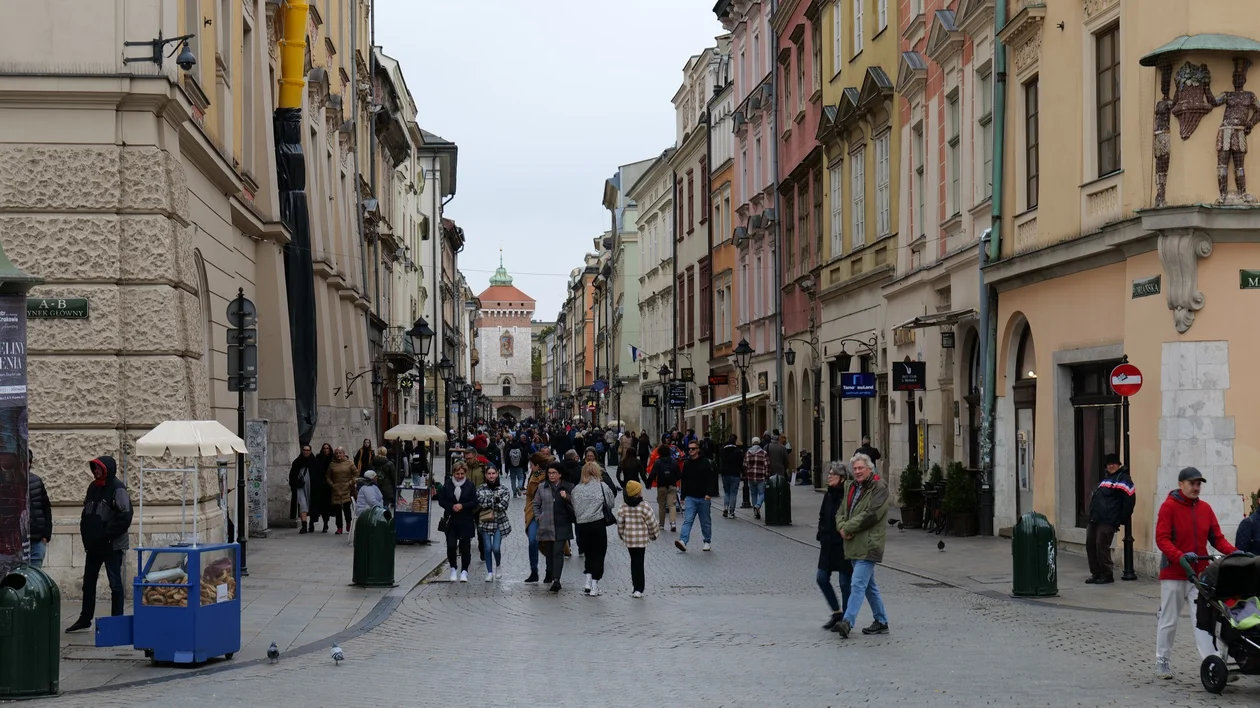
[1110,363,1143,397]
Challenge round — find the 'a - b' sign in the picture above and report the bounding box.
[1110,363,1143,397]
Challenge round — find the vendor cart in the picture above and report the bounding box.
[95,420,248,665]
[383,424,445,544]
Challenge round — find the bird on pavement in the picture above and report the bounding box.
[267,642,280,663]
[331,643,344,665]
[937,540,946,551]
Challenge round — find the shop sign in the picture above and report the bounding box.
[680,368,695,382]
[892,361,926,391]
[1131,275,1161,298]
[1242,270,1260,289]
[840,372,877,399]
[708,374,729,386]
[642,393,659,408]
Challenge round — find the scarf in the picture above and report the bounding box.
[451,477,468,502]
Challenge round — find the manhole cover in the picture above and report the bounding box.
[910,582,950,589]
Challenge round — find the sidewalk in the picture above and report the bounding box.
[56,510,448,693]
[743,483,1161,616]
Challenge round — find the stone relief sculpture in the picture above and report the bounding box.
[1154,64,1174,207]
[1171,61,1212,139]
[1157,229,1213,334]
[1206,57,1260,204]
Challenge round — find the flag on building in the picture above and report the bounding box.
[630,345,644,362]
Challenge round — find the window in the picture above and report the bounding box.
[754,254,764,317]
[754,136,762,189]
[875,132,890,237]
[219,0,231,77]
[878,0,888,32]
[829,163,843,256]
[1026,78,1040,209]
[783,61,792,120]
[724,192,732,240]
[502,379,511,397]
[740,50,746,94]
[699,156,708,223]
[676,179,684,239]
[699,261,711,339]
[740,148,749,203]
[832,3,843,73]
[676,273,686,342]
[812,22,821,91]
[852,0,864,56]
[242,19,254,173]
[784,193,795,275]
[717,285,728,344]
[1096,25,1121,175]
[687,267,696,344]
[740,256,749,322]
[976,70,993,201]
[798,182,810,273]
[947,91,961,216]
[813,168,823,262]
[851,147,866,247]
[713,198,722,242]
[913,122,925,236]
[753,33,761,77]
[796,44,805,113]
[687,171,695,234]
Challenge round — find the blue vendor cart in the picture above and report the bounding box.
[94,421,249,665]
[384,424,445,544]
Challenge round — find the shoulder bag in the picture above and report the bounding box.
[600,486,617,527]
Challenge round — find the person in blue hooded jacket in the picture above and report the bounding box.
[1236,496,1260,554]
[66,455,133,632]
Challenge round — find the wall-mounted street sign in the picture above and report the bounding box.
[1242,270,1260,289]
[940,330,956,349]
[840,372,877,399]
[1109,363,1143,397]
[668,381,688,408]
[27,297,88,319]
[1132,275,1161,298]
[680,367,695,382]
[892,361,927,391]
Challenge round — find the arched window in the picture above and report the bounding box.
[1016,326,1037,381]
[502,378,511,396]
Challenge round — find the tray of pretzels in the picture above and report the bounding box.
[141,574,190,607]
[199,558,237,606]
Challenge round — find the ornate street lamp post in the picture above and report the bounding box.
[733,338,754,508]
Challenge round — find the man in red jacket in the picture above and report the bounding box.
[1153,466,1237,679]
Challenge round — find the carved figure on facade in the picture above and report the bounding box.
[1206,58,1260,204]
[500,331,514,359]
[1153,64,1174,207]
[1172,61,1212,139]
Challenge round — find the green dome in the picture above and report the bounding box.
[489,250,513,286]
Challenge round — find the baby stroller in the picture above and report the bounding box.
[1182,552,1260,693]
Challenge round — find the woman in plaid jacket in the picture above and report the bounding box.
[616,480,660,598]
[475,467,512,582]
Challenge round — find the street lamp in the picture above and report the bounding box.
[407,317,435,426]
[733,338,755,509]
[612,378,624,433]
[657,364,672,439]
[438,355,454,477]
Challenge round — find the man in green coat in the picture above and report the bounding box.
[833,452,890,638]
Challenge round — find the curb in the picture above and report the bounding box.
[53,552,451,697]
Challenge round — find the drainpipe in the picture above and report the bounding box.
[672,168,680,433]
[979,0,1008,535]
[350,3,369,319]
[770,0,785,435]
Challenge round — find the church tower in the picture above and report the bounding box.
[475,253,536,420]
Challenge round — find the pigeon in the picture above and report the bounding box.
[267,642,280,663]
[331,643,344,665]
[897,521,904,531]
[937,540,946,551]
[887,518,898,526]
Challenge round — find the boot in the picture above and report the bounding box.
[822,611,843,631]
[299,521,308,534]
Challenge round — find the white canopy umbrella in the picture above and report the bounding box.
[383,423,447,443]
[135,420,248,457]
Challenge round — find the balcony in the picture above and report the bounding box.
[382,325,417,369]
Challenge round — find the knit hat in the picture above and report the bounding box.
[626,480,643,497]
[751,437,761,445]
[364,470,377,480]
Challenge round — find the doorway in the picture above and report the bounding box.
[1012,326,1037,517]
[1070,361,1123,528]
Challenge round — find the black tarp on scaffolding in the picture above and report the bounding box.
[274,107,318,445]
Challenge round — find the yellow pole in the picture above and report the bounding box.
[278,1,310,109]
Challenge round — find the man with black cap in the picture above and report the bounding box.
[1084,452,1135,584]
[1153,466,1237,679]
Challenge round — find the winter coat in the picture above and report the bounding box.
[354,446,374,474]
[1088,467,1136,526]
[1155,490,1237,580]
[679,457,719,500]
[370,454,397,503]
[560,459,583,486]
[533,480,576,542]
[571,480,616,525]
[327,458,357,505]
[506,443,527,470]
[437,478,480,540]
[464,457,488,488]
[647,451,679,488]
[1236,511,1260,555]
[28,472,52,542]
[311,451,334,516]
[355,483,384,517]
[80,456,133,553]
[523,469,546,527]
[719,443,744,477]
[817,485,851,573]
[617,457,645,488]
[743,446,769,483]
[616,493,660,548]
[766,442,790,476]
[289,454,317,519]
[835,475,890,563]
[476,483,513,535]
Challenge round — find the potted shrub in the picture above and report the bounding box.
[927,463,944,487]
[897,462,924,529]
[943,461,978,536]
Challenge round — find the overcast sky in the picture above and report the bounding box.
[376,0,724,318]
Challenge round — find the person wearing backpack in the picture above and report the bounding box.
[648,442,680,533]
[507,435,528,497]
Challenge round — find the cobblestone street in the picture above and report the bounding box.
[36,498,1260,708]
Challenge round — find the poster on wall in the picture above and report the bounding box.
[0,295,28,576]
[0,295,28,407]
[245,420,269,536]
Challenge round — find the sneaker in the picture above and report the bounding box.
[485,572,494,582]
[584,574,593,594]
[1085,575,1100,584]
[525,572,539,583]
[722,510,729,518]
[65,618,91,633]
[861,621,889,635]
[335,528,343,535]
[459,571,468,583]
[449,568,459,582]
[589,580,600,597]
[1096,576,1115,584]
[822,611,844,631]
[675,540,687,552]
[670,524,677,532]
[1155,659,1173,679]
[754,508,761,520]
[834,620,851,638]
[632,591,644,599]
[702,542,711,552]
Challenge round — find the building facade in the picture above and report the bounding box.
[474,260,535,420]
[603,159,653,432]
[706,45,741,437]
[629,152,676,439]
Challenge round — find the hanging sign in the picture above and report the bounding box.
[892,361,926,391]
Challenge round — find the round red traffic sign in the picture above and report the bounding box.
[1110,363,1143,397]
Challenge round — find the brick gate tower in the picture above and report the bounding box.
[475,254,536,420]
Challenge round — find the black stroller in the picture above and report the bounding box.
[1182,552,1260,693]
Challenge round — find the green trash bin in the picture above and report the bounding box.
[0,564,61,697]
[763,474,792,526]
[1011,511,1058,597]
[352,506,397,588]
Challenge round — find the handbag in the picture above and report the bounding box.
[437,513,449,533]
[601,490,617,527]
[478,506,496,524]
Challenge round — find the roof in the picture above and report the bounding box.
[489,251,513,286]
[477,284,535,305]
[1140,34,1260,66]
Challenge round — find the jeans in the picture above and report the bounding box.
[628,547,646,592]
[816,567,852,614]
[446,534,471,571]
[843,560,888,627]
[679,497,712,545]
[479,529,503,572]
[509,468,526,494]
[721,476,740,511]
[576,521,608,580]
[29,539,47,568]
[750,480,767,509]
[80,548,125,621]
[526,519,540,573]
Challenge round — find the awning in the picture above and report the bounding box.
[685,390,769,416]
[1139,34,1260,67]
[135,420,249,458]
[893,308,976,331]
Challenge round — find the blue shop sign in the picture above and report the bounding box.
[841,372,877,399]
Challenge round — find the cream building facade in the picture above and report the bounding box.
[629,152,676,439]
